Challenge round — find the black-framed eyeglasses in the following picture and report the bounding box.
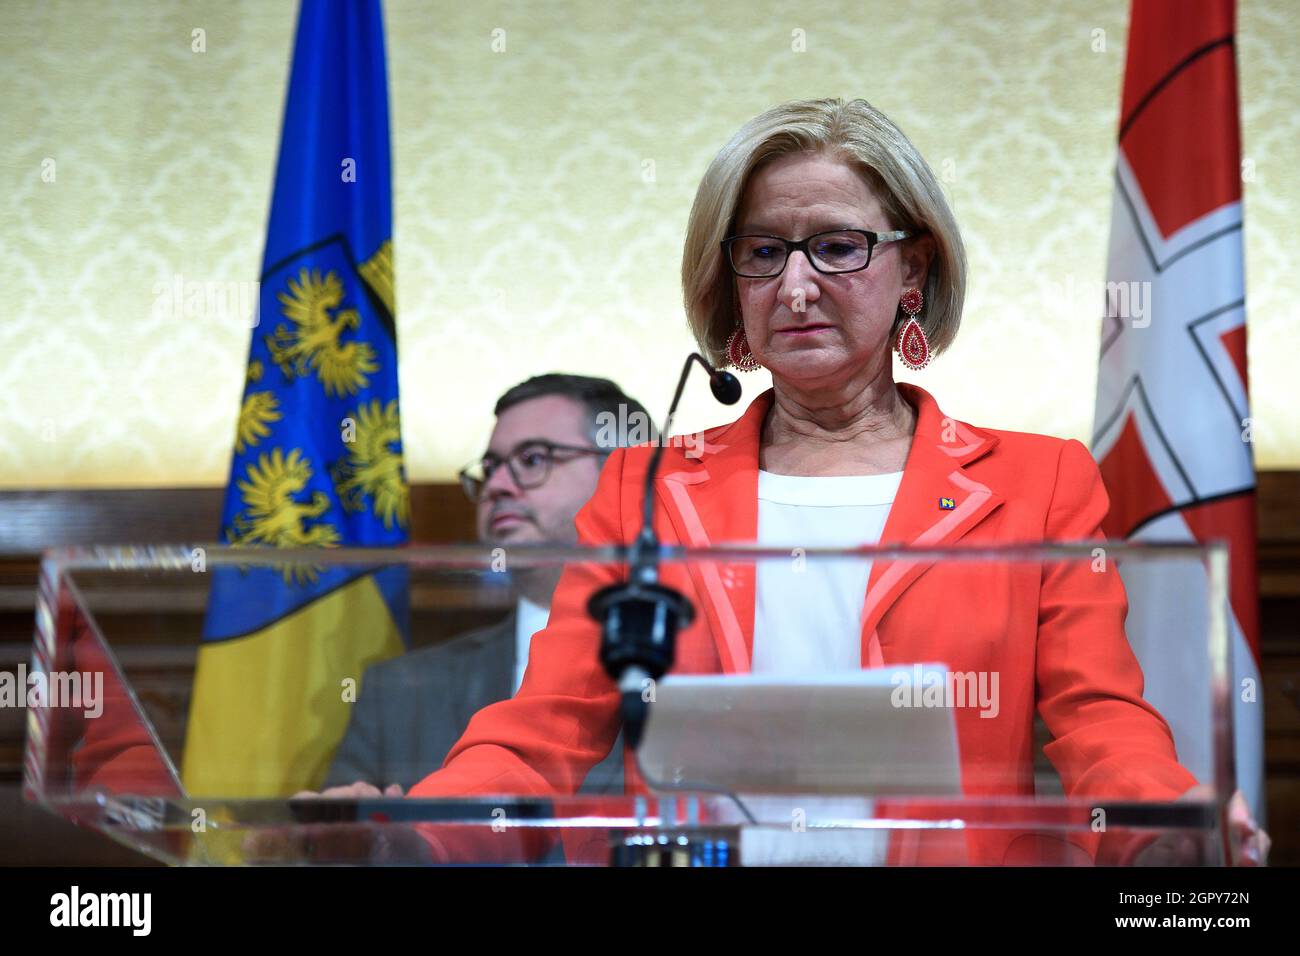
[721,228,914,278]
[458,439,606,502]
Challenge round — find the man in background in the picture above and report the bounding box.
[324,374,648,793]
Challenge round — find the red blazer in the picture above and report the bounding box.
[410,383,1199,864]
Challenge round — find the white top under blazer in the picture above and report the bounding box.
[752,469,903,675]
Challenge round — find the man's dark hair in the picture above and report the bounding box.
[494,373,650,451]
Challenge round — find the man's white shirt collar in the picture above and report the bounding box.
[513,596,550,694]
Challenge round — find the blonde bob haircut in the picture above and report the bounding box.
[682,98,966,366]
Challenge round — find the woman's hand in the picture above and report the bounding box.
[1225,789,1270,866]
[1134,787,1269,866]
[292,781,404,799]
[239,781,416,863]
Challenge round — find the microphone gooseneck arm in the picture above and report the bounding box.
[635,353,739,579]
[589,352,741,749]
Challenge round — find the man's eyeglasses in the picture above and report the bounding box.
[458,440,606,502]
[721,228,914,278]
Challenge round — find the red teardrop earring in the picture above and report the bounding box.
[895,288,931,371]
[725,322,760,371]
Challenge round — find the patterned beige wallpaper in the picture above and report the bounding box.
[1,0,1296,488]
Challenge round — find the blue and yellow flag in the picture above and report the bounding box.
[182,0,408,797]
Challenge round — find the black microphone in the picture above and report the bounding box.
[588,353,742,748]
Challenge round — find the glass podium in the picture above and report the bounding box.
[22,541,1235,865]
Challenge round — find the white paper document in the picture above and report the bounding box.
[640,665,963,796]
[638,666,964,865]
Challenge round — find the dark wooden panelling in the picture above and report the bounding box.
[1259,472,1300,600]
[1259,472,1300,543]
[0,483,477,552]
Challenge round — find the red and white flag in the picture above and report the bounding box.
[1092,0,1262,818]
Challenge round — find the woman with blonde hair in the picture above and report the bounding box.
[366,98,1263,866]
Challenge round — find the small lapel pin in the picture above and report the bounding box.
[939,497,956,510]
